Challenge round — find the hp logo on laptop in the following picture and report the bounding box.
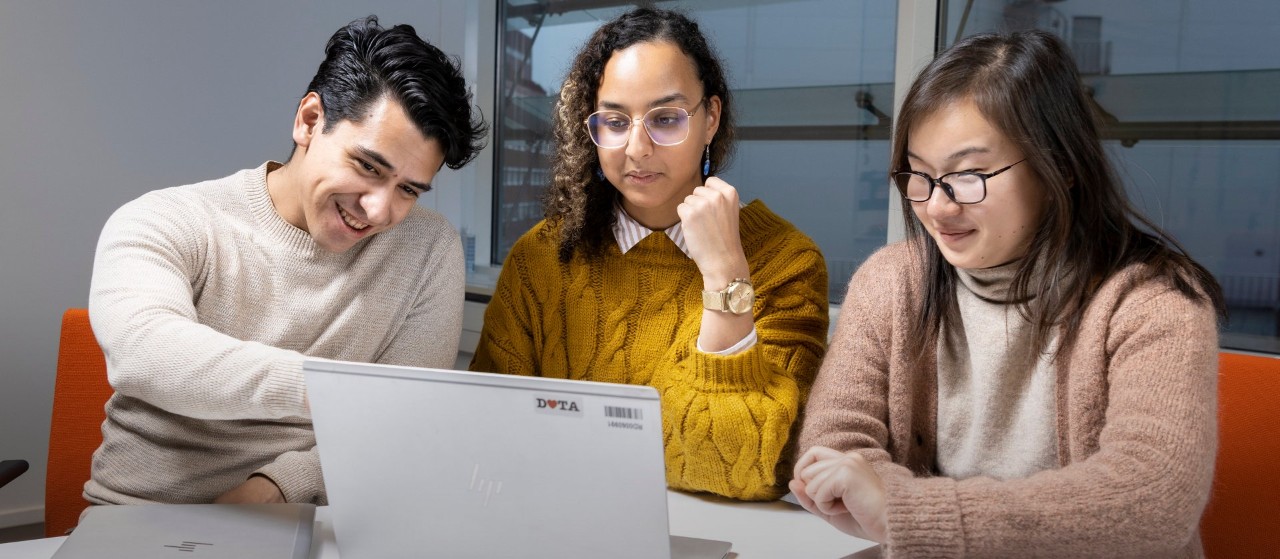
[163,541,213,552]
[469,464,504,507]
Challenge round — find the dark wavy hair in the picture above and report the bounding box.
[542,7,736,261]
[893,30,1225,361]
[302,15,487,169]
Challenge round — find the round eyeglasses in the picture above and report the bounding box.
[891,159,1026,204]
[584,99,705,149]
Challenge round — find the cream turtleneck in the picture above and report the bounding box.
[935,260,1059,480]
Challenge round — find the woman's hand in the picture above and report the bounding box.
[790,446,889,543]
[678,176,754,352]
[677,176,749,290]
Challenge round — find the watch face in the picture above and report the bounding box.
[727,282,754,314]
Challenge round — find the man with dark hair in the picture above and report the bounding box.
[84,16,487,506]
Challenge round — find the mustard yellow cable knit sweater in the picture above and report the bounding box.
[471,201,828,500]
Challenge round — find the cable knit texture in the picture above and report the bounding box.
[86,162,465,505]
[799,242,1218,558]
[471,201,828,500]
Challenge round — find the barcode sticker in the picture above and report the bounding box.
[604,405,643,421]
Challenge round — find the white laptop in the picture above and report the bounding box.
[304,359,732,559]
[51,503,315,559]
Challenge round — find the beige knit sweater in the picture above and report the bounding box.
[799,242,1218,558]
[85,162,464,505]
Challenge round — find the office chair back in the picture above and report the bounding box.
[1200,351,1280,558]
[46,308,113,537]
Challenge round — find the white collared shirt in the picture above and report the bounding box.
[612,204,757,355]
[612,204,689,255]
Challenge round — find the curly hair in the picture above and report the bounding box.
[541,7,736,262]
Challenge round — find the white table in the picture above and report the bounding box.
[0,491,878,558]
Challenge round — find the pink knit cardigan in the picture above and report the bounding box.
[799,242,1218,558]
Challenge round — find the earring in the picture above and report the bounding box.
[702,145,711,176]
[596,167,605,181]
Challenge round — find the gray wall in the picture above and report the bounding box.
[0,0,487,526]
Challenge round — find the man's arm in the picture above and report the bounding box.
[235,217,466,506]
[89,193,308,421]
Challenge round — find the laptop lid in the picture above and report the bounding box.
[51,503,315,559]
[305,359,675,559]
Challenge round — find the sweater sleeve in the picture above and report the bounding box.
[657,236,829,500]
[799,246,921,481]
[89,194,308,421]
[254,447,326,505]
[880,286,1218,559]
[250,221,464,507]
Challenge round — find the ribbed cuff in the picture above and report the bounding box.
[883,475,965,558]
[255,449,325,505]
[262,358,308,419]
[686,340,772,392]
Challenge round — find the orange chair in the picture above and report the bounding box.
[45,308,113,537]
[1201,351,1280,558]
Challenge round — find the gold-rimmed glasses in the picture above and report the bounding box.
[584,99,705,149]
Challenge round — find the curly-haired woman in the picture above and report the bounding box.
[471,7,829,500]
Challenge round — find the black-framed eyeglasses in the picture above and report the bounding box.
[891,159,1026,204]
[584,98,706,149]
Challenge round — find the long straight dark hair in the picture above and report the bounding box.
[893,30,1225,361]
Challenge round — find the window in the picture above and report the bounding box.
[482,0,1280,354]
[941,0,1280,353]
[493,0,898,303]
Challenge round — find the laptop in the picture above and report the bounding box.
[304,358,732,559]
[51,503,315,559]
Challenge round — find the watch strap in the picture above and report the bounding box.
[702,278,752,312]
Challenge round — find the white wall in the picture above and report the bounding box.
[0,0,491,527]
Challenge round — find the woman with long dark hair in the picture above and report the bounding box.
[793,30,1224,556]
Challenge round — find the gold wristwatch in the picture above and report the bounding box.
[702,278,755,314]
